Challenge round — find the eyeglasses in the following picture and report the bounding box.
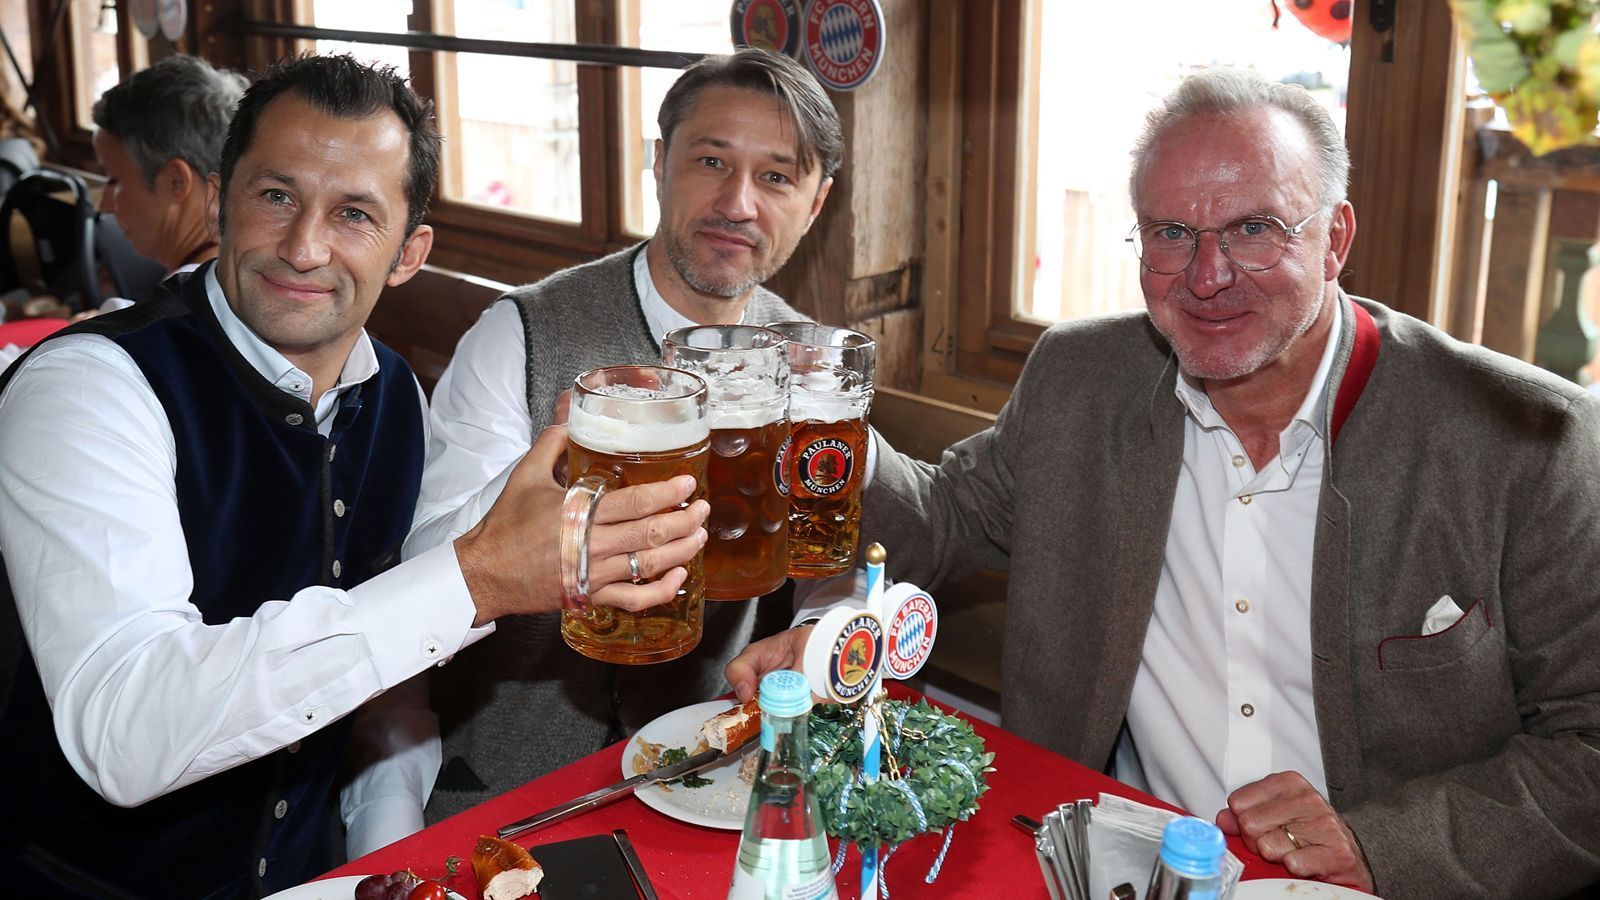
[1125,208,1326,275]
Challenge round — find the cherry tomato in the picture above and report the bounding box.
[408,882,451,900]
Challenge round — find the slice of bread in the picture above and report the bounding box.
[471,835,544,900]
[699,697,762,753]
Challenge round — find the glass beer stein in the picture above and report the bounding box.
[764,323,875,578]
[560,365,710,664]
[662,325,792,600]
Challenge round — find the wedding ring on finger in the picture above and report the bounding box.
[627,551,645,584]
[1283,825,1305,851]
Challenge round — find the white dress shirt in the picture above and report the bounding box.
[407,245,741,557]
[1114,308,1343,818]
[0,267,488,857]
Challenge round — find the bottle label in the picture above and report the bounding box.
[761,719,776,753]
[728,864,838,900]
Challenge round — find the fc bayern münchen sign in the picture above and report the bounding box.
[801,0,885,92]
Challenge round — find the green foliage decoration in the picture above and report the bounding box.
[806,698,994,850]
[1450,0,1600,154]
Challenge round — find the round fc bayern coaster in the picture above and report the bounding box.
[801,0,886,92]
[730,0,802,57]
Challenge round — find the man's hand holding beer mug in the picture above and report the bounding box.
[454,422,710,628]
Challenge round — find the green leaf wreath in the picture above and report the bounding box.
[806,699,994,849]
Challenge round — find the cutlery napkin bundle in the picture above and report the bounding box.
[1033,794,1243,900]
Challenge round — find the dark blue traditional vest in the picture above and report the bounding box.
[0,263,424,899]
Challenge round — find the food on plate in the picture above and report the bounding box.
[472,834,544,900]
[407,883,451,900]
[354,870,420,900]
[700,696,761,752]
[631,738,714,789]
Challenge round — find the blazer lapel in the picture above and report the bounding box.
[1084,353,1187,767]
[1312,293,1372,810]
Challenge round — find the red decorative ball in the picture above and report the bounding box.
[1289,0,1353,44]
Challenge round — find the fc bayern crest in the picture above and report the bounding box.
[884,587,936,680]
[801,0,885,92]
[731,0,802,57]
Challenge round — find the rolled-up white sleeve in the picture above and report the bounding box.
[0,336,489,809]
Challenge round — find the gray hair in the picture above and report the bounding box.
[1130,68,1349,210]
[658,48,843,181]
[92,54,248,186]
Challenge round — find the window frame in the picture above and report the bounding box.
[919,0,1466,413]
[241,0,706,286]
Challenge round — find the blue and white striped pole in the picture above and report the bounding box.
[861,543,887,897]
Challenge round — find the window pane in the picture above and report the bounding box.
[70,0,120,130]
[442,1,580,223]
[1,2,34,114]
[620,1,733,236]
[310,0,412,75]
[1021,1,1349,323]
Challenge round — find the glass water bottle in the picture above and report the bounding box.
[1146,816,1225,900]
[727,670,838,900]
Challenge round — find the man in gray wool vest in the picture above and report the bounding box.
[406,47,843,819]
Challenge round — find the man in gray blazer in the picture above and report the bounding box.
[729,69,1600,898]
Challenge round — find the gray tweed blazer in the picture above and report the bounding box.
[862,293,1600,899]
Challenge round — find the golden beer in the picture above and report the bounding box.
[560,366,710,665]
[704,417,791,599]
[766,322,875,579]
[783,415,869,577]
[663,324,791,600]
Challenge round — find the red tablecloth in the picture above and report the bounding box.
[325,688,1288,897]
[0,317,69,348]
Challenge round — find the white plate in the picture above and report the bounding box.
[262,875,466,900]
[625,699,755,830]
[1234,879,1382,899]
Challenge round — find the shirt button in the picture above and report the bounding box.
[286,741,300,754]
[1231,454,1246,468]
[258,858,268,877]
[1239,495,1253,505]
[1235,599,1250,614]
[289,381,304,392]
[334,499,346,517]
[303,708,318,724]
[274,799,288,819]
[424,639,442,659]
[1241,703,1256,718]
[331,559,342,578]
[285,413,304,426]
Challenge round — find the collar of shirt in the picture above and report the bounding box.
[634,242,746,349]
[1171,299,1344,485]
[203,265,380,428]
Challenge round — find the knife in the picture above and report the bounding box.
[498,747,725,839]
[612,829,659,900]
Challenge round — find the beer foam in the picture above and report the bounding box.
[709,402,787,431]
[788,368,871,424]
[569,403,709,454]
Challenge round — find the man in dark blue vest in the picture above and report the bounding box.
[0,54,709,899]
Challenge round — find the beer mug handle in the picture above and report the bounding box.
[560,472,612,611]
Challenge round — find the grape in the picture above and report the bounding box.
[354,871,419,900]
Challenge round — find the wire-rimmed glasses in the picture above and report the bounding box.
[1126,208,1326,275]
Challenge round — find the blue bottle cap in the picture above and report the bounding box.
[1158,817,1225,878]
[758,670,813,718]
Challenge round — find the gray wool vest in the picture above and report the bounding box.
[426,244,805,821]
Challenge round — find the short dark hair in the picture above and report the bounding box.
[92,54,247,185]
[658,48,843,181]
[217,53,440,236]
